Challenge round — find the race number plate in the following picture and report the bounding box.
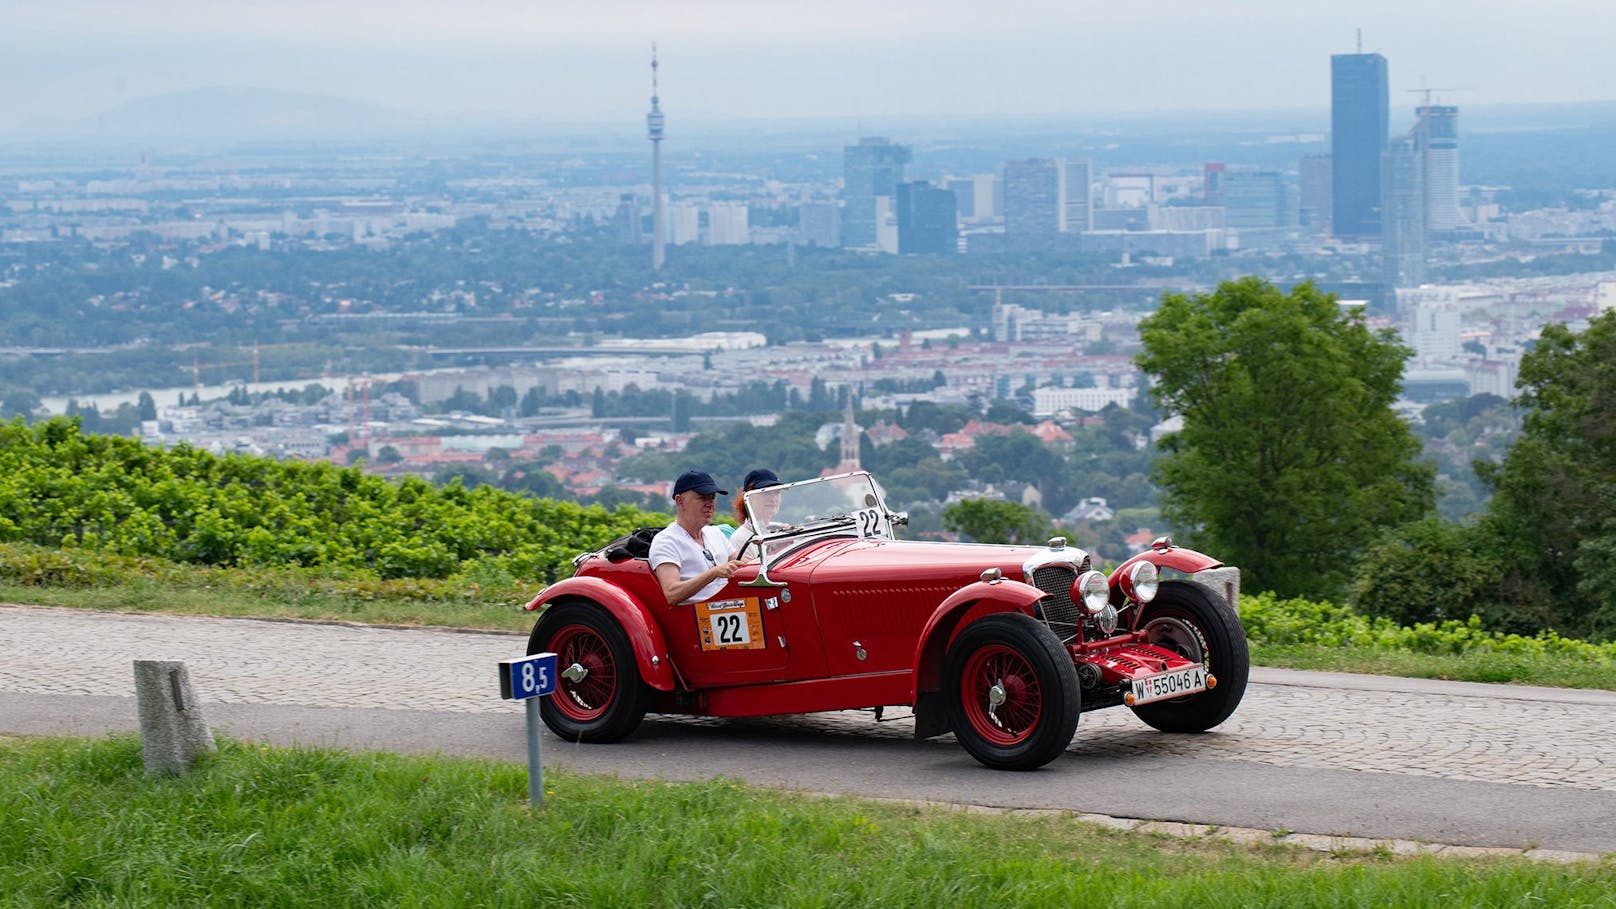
[696,597,766,651]
[1130,664,1209,705]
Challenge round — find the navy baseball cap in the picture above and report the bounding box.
[743,468,782,491]
[672,470,727,497]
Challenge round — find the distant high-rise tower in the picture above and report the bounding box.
[1298,154,1332,233]
[1382,134,1427,288]
[1331,49,1389,239]
[895,181,958,254]
[842,138,911,248]
[612,193,643,246]
[1413,104,1468,234]
[1062,159,1093,232]
[1221,170,1292,229]
[647,45,666,270]
[1003,158,1062,250]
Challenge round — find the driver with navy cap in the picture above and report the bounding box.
[648,469,746,605]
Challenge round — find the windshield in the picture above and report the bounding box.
[743,472,894,546]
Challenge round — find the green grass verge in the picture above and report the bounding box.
[0,541,536,632]
[2,737,1609,908]
[1248,643,1616,689]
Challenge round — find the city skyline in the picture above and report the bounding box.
[3,0,1614,134]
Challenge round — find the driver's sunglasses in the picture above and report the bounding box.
[702,548,716,565]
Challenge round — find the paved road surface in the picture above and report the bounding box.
[3,605,1613,857]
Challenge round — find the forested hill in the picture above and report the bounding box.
[0,419,661,584]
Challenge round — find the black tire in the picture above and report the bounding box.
[943,612,1080,770]
[1130,581,1249,733]
[526,601,648,743]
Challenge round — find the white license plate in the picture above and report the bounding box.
[1131,665,1209,705]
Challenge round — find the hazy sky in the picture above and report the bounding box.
[3,0,1613,131]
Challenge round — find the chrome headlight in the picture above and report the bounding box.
[1072,569,1110,615]
[1124,561,1159,604]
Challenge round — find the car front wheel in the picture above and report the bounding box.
[1130,580,1249,733]
[527,601,647,743]
[943,612,1080,770]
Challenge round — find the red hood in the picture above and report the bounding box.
[779,537,1061,587]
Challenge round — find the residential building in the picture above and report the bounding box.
[704,202,749,245]
[797,201,841,247]
[668,202,701,246]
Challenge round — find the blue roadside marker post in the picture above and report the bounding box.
[499,652,558,808]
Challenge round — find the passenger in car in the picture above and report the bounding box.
[728,468,786,560]
[649,469,746,605]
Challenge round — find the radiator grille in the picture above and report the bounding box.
[1031,564,1080,643]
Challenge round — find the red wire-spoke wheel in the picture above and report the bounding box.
[526,601,647,743]
[550,622,617,723]
[959,644,1042,746]
[943,613,1079,771]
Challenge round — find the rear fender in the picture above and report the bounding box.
[909,579,1047,700]
[524,576,676,692]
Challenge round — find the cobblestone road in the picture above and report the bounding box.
[4,604,1614,793]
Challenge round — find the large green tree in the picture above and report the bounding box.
[1136,277,1434,597]
[1475,310,1616,639]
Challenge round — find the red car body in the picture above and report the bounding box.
[525,471,1248,770]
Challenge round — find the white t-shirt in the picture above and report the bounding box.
[648,523,733,604]
[728,521,759,560]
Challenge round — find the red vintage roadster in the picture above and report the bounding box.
[524,471,1247,770]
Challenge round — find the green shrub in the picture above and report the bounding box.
[1346,517,1502,627]
[1243,591,1616,662]
[0,418,664,584]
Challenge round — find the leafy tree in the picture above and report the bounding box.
[942,498,1053,544]
[900,401,969,436]
[1136,277,1434,598]
[1474,311,1616,639]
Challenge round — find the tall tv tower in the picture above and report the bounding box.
[648,44,666,270]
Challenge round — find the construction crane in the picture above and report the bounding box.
[1407,86,1478,107]
[188,343,261,394]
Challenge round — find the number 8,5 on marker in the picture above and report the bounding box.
[499,652,558,700]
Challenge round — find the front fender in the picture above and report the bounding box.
[1112,545,1222,596]
[524,576,676,692]
[909,579,1047,700]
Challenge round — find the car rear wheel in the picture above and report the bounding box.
[527,601,647,743]
[943,612,1080,770]
[1130,580,1249,733]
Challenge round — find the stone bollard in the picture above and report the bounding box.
[1192,566,1242,615]
[134,660,216,777]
